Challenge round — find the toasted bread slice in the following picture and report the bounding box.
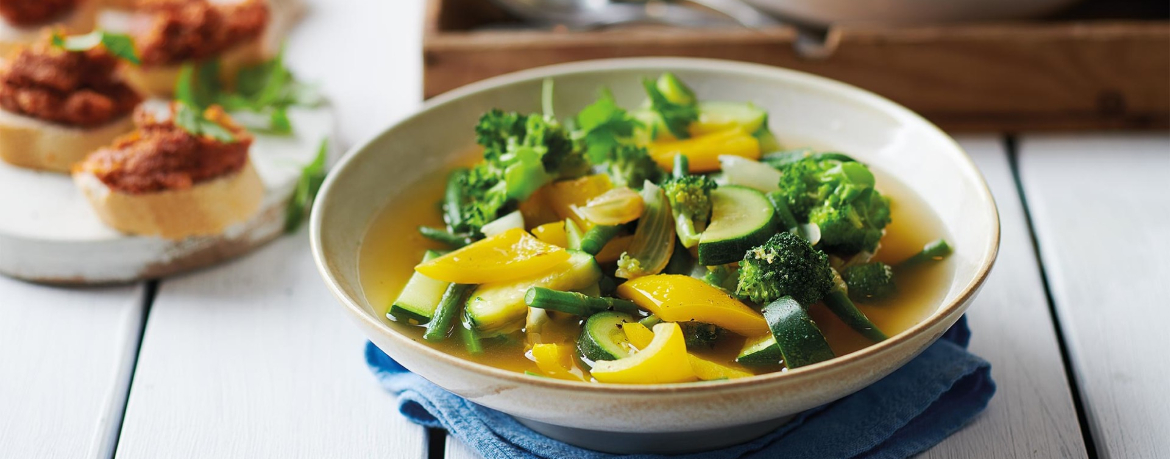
[120,38,267,98]
[0,109,134,173]
[74,158,264,239]
[0,0,98,55]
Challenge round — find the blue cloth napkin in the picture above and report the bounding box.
[366,316,994,459]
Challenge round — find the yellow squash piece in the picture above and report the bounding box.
[532,343,585,381]
[531,221,568,248]
[545,174,613,229]
[591,323,697,384]
[688,355,754,381]
[647,127,760,173]
[616,274,769,336]
[415,228,569,284]
[621,322,655,349]
[518,185,560,228]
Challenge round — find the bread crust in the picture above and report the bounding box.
[74,158,263,239]
[0,0,96,55]
[0,108,133,172]
[119,38,266,98]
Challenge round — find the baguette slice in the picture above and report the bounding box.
[0,0,99,55]
[74,158,264,240]
[119,35,267,98]
[0,109,135,173]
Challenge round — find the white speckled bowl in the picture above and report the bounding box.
[311,58,999,454]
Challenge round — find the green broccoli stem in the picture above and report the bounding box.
[443,168,468,231]
[822,289,888,342]
[459,318,484,355]
[675,213,702,248]
[673,155,689,179]
[898,239,952,268]
[524,287,640,316]
[424,283,475,342]
[418,226,474,248]
[579,225,620,255]
[765,191,799,231]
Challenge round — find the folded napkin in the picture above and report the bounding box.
[366,316,994,459]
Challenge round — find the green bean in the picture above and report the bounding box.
[524,287,640,316]
[423,284,474,342]
[579,225,620,255]
[418,226,474,248]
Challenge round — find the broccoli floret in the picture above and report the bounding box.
[774,158,892,255]
[680,322,725,349]
[643,73,698,139]
[810,186,891,255]
[842,262,896,301]
[607,145,664,189]
[616,254,644,278]
[457,110,589,233]
[736,232,833,306]
[662,174,717,248]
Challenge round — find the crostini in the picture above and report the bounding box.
[118,0,271,97]
[73,103,263,239]
[0,37,142,172]
[0,0,98,54]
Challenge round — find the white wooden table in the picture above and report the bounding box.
[1,2,1167,458]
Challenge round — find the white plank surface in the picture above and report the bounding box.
[114,233,425,458]
[922,136,1088,458]
[441,137,1091,459]
[1019,134,1170,459]
[0,279,145,459]
[115,2,428,456]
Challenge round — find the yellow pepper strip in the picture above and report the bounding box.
[647,127,760,173]
[532,343,586,381]
[518,185,560,228]
[621,322,655,350]
[688,355,754,381]
[545,174,613,230]
[591,323,697,384]
[595,234,634,264]
[616,274,769,336]
[531,221,568,248]
[415,228,569,284]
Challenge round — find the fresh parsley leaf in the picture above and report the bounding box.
[284,137,329,233]
[173,103,237,143]
[575,88,641,163]
[642,77,698,139]
[175,61,222,110]
[50,30,141,65]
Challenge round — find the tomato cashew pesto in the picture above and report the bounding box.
[135,0,269,66]
[77,104,252,194]
[0,0,80,26]
[0,42,141,127]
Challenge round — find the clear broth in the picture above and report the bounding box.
[358,153,955,377]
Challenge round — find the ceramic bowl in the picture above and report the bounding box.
[310,58,1000,454]
[742,0,1080,25]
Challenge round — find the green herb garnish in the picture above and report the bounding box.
[575,88,642,164]
[173,103,237,143]
[51,30,141,65]
[284,137,329,233]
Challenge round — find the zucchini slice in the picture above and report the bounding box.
[388,250,449,324]
[697,186,779,266]
[577,311,636,363]
[762,297,834,368]
[736,334,783,367]
[694,101,768,135]
[466,251,601,336]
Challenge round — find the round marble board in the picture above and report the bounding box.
[0,105,335,284]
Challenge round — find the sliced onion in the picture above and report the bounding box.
[792,223,821,246]
[615,182,675,279]
[573,187,644,226]
[481,210,525,237]
[719,155,781,193]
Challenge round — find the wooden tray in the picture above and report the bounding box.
[423,0,1170,131]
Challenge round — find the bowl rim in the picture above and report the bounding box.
[310,57,1001,394]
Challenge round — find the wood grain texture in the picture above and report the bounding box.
[114,234,426,459]
[923,137,1089,459]
[1018,134,1170,459]
[423,0,1170,131]
[0,279,145,459]
[445,435,481,459]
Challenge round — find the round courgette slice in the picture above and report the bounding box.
[577,311,636,362]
